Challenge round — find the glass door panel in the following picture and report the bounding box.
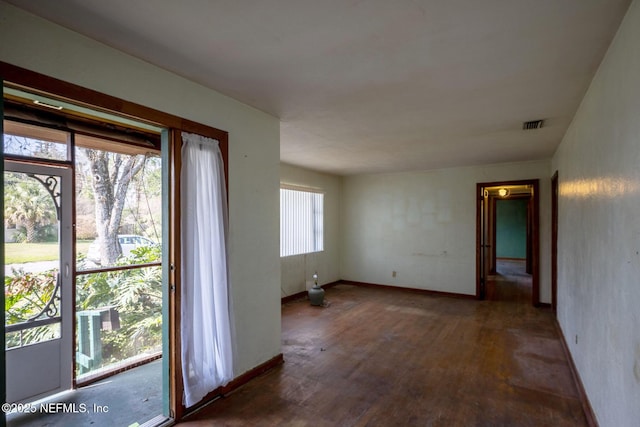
[74,142,162,381]
[4,163,73,403]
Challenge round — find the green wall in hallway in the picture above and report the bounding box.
[496,199,527,259]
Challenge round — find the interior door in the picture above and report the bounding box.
[4,161,73,403]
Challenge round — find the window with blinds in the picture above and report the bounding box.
[280,187,324,257]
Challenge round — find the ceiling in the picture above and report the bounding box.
[6,0,631,175]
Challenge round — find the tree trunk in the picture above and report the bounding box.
[25,221,37,243]
[86,150,145,265]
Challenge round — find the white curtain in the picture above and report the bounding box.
[180,132,234,407]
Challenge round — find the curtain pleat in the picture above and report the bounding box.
[180,132,233,407]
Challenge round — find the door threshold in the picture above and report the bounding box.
[138,414,173,427]
[76,352,162,386]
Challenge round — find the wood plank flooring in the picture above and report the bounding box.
[179,261,586,426]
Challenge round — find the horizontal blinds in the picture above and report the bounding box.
[280,188,324,257]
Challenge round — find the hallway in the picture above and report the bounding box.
[486,259,533,304]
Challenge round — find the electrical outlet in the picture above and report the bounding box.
[575,335,578,344]
[392,271,397,278]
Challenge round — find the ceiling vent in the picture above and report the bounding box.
[522,119,544,130]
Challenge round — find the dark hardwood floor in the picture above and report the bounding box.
[179,261,586,426]
[486,259,534,304]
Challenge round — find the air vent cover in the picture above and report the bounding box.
[523,119,544,130]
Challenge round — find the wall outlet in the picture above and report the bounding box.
[392,271,397,278]
[575,335,578,344]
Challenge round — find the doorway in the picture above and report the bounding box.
[2,61,231,423]
[476,180,540,305]
[4,161,73,403]
[3,83,168,426]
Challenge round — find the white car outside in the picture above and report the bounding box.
[86,234,157,264]
[117,234,157,257]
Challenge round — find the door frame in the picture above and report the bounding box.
[1,85,5,411]
[476,179,540,306]
[551,171,559,314]
[1,61,229,421]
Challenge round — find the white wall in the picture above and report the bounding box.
[0,3,282,377]
[552,2,640,426]
[280,163,342,296]
[341,160,551,300]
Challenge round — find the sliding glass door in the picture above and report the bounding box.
[3,81,169,425]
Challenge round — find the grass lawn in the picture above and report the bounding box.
[5,241,92,264]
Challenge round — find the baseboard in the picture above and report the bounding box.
[554,320,599,427]
[220,353,284,396]
[281,280,341,304]
[281,290,308,304]
[323,280,341,289]
[339,280,476,300]
[182,353,284,421]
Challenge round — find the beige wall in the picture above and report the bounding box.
[552,1,640,425]
[280,163,342,296]
[341,160,552,300]
[0,3,282,377]
[9,2,638,424]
